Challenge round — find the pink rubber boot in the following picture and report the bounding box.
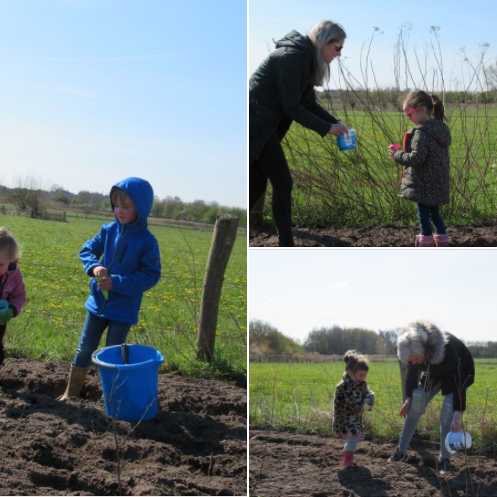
[415,234,434,247]
[342,450,355,468]
[434,233,449,247]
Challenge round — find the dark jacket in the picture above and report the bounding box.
[79,177,161,325]
[405,332,475,412]
[393,119,451,206]
[249,30,340,163]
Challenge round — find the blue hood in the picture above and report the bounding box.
[110,177,154,227]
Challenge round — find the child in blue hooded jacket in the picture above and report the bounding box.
[59,177,161,400]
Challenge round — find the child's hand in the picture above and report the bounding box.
[388,145,398,160]
[97,275,112,291]
[93,266,108,278]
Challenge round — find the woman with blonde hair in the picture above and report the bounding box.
[249,20,349,246]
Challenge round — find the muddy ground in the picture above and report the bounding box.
[0,359,247,496]
[249,428,497,497]
[249,222,497,247]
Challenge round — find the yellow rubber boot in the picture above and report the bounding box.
[57,365,89,400]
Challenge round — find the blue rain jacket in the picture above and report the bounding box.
[79,177,161,324]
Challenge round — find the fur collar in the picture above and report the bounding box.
[397,321,448,364]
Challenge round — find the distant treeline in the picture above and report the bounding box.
[249,320,497,359]
[249,320,304,357]
[304,326,398,356]
[149,196,246,227]
[465,341,497,358]
[0,183,246,227]
[317,88,497,108]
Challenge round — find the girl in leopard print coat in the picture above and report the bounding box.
[333,351,375,468]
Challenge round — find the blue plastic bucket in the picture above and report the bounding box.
[92,344,164,422]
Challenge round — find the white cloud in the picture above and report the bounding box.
[261,294,279,305]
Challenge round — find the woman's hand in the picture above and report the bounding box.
[400,398,411,418]
[329,123,349,136]
[451,411,463,432]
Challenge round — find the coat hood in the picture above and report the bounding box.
[418,119,451,147]
[397,321,449,364]
[110,177,154,228]
[275,30,315,64]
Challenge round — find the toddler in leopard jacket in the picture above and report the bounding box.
[333,350,375,468]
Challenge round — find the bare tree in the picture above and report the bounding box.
[11,175,47,215]
[485,60,497,90]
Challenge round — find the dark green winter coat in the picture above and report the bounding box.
[393,119,451,206]
[249,30,340,164]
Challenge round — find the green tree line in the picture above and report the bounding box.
[249,320,304,356]
[318,89,497,108]
[303,326,398,356]
[250,320,497,358]
[0,183,247,227]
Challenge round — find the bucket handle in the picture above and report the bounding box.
[91,351,118,369]
[92,353,158,370]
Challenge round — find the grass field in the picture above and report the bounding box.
[1,213,247,379]
[249,360,497,451]
[262,105,497,228]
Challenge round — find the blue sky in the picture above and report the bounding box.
[250,0,497,90]
[0,0,247,207]
[249,249,497,342]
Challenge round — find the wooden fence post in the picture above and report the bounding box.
[196,214,239,362]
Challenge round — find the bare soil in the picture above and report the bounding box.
[249,222,497,247]
[249,428,497,497]
[0,359,247,496]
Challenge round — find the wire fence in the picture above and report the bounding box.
[0,206,247,234]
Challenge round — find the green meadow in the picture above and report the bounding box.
[1,213,247,379]
[250,360,497,451]
[266,105,497,228]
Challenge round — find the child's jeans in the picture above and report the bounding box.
[417,203,447,236]
[0,324,6,364]
[73,312,132,368]
[398,382,454,460]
